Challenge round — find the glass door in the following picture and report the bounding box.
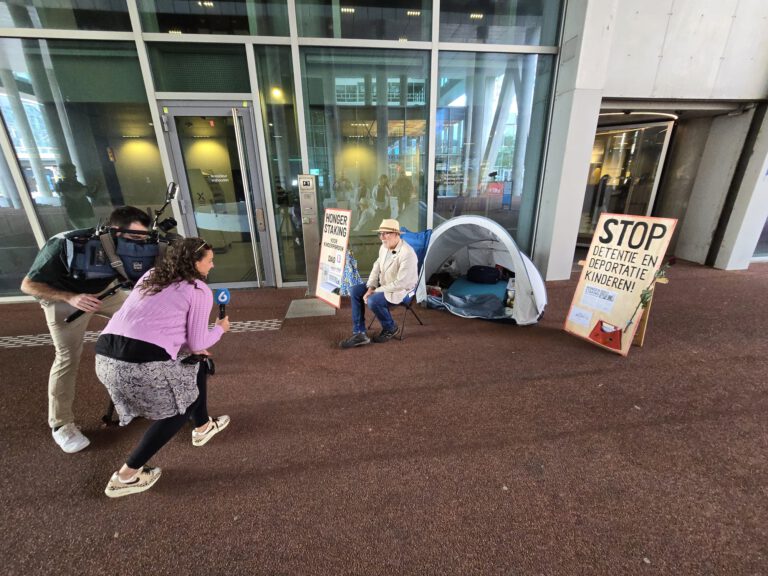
[161,102,274,287]
[579,121,674,245]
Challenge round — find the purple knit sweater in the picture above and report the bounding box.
[101,273,224,360]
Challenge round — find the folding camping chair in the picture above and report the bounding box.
[368,227,432,340]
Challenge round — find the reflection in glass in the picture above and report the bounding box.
[579,123,672,244]
[254,45,304,282]
[435,52,553,253]
[440,0,561,45]
[0,0,131,31]
[753,217,768,257]
[0,151,38,296]
[174,115,263,284]
[147,43,250,93]
[138,0,288,36]
[301,48,429,274]
[296,1,431,41]
[0,39,166,238]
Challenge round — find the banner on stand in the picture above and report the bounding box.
[565,213,677,356]
[316,208,352,308]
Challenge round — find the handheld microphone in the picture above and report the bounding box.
[214,288,231,320]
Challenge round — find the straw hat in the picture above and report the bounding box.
[374,218,401,233]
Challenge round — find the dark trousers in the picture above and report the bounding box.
[350,282,396,333]
[125,364,209,469]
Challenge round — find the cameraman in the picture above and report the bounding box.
[20,206,151,453]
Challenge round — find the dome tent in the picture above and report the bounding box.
[416,215,547,325]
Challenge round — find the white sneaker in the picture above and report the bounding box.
[52,423,90,453]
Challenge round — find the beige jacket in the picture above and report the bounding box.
[367,239,419,304]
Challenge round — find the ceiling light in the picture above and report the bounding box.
[341,7,355,14]
[470,13,484,20]
[630,111,678,120]
[407,10,421,17]
[599,111,679,120]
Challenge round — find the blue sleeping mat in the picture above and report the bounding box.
[445,277,508,301]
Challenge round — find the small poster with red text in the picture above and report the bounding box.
[316,208,352,308]
[565,213,677,356]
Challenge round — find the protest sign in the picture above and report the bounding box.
[565,213,677,356]
[316,208,352,308]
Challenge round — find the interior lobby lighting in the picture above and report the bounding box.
[406,10,421,16]
[630,111,678,120]
[271,87,283,99]
[197,1,214,6]
[599,111,679,120]
[470,13,484,20]
[168,29,182,34]
[341,7,355,14]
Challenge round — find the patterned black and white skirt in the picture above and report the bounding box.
[95,355,200,426]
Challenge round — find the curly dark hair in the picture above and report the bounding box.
[140,237,212,295]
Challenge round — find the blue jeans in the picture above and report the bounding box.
[350,282,396,333]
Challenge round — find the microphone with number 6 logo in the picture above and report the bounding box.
[214,288,231,319]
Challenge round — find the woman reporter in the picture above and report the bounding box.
[94,237,230,498]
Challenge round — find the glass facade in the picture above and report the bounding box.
[579,123,672,245]
[440,0,561,45]
[147,43,251,93]
[296,1,431,41]
[754,217,768,257]
[0,39,165,238]
[0,150,38,295]
[0,0,131,31]
[301,47,429,274]
[138,0,289,36]
[434,51,554,252]
[254,45,304,281]
[0,1,565,296]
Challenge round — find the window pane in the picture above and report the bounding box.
[0,151,38,296]
[579,124,671,244]
[254,45,304,282]
[435,52,554,253]
[0,39,166,238]
[0,0,131,31]
[148,43,250,93]
[301,48,429,275]
[440,0,561,45]
[296,1,431,42]
[138,0,288,35]
[754,216,768,257]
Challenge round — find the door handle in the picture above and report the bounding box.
[255,208,266,232]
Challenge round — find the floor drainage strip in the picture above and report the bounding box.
[0,319,282,349]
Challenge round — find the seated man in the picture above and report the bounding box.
[340,219,418,348]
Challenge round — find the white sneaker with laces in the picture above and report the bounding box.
[52,423,90,453]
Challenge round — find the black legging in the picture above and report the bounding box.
[125,364,209,469]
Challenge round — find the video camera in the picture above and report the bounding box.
[66,182,181,284]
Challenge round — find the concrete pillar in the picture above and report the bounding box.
[532,0,618,280]
[675,110,753,263]
[714,106,768,269]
